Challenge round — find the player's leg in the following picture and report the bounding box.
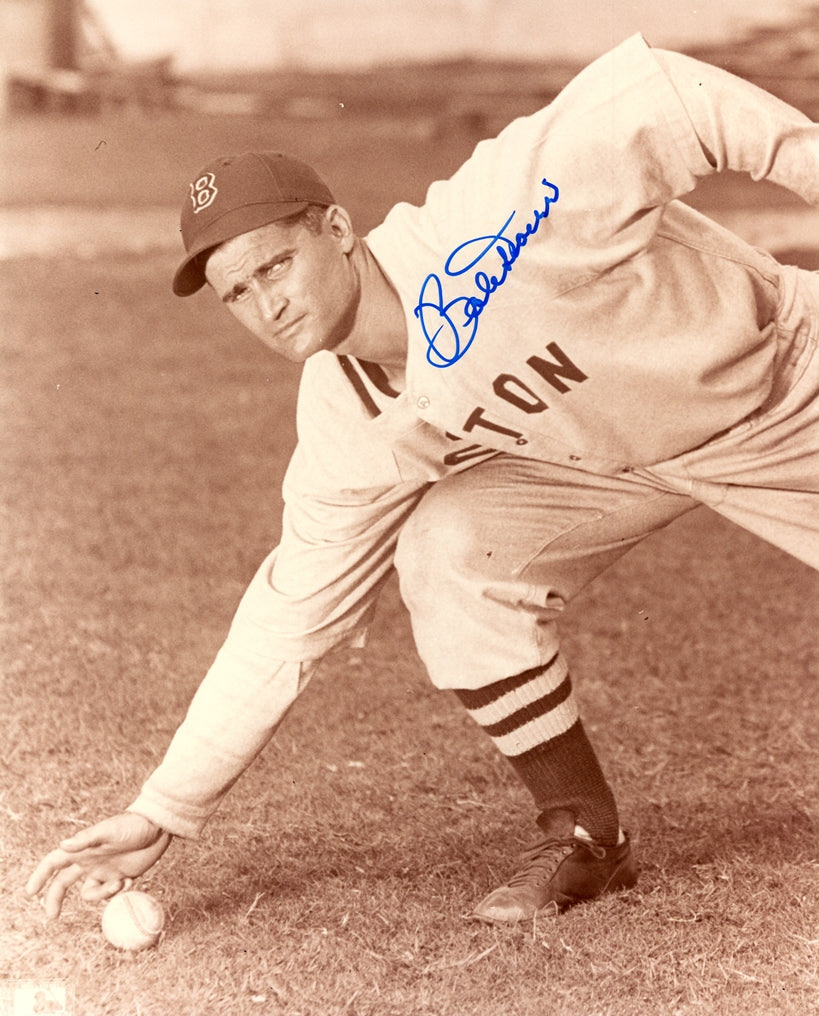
[394,456,696,921]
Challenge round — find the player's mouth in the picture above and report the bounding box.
[272,315,305,342]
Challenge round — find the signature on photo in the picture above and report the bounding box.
[414,178,560,367]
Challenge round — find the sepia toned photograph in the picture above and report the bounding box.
[1,2,817,1014]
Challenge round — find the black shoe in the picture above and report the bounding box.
[473,832,637,924]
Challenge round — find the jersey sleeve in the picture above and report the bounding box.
[128,357,429,837]
[651,46,819,205]
[410,34,817,278]
[127,657,314,838]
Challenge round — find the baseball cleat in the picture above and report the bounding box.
[472,832,637,924]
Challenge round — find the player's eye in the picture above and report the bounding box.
[264,257,291,279]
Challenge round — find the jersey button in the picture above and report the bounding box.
[516,437,528,446]
[569,454,581,461]
[416,396,430,410]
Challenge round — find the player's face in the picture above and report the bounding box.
[204,208,359,361]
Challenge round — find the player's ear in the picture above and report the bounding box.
[325,205,356,253]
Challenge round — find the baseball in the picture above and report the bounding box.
[101,890,165,951]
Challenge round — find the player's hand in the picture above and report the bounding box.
[25,812,172,919]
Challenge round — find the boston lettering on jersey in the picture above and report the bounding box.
[338,341,587,468]
[414,178,560,368]
[460,341,588,444]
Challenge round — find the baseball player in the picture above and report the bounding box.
[27,34,818,926]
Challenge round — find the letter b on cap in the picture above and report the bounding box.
[190,173,218,214]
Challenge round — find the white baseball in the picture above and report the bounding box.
[101,890,165,951]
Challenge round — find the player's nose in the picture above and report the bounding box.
[255,284,287,322]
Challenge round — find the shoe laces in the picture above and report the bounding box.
[506,837,577,889]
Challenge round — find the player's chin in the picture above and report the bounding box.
[279,327,344,362]
[285,339,328,363]
[264,326,319,362]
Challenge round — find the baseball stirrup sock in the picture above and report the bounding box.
[454,653,620,845]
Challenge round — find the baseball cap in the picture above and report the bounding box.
[172,151,336,296]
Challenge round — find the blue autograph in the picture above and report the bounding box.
[413,178,559,368]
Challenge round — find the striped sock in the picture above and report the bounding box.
[454,653,621,845]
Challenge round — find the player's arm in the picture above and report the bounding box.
[26,480,423,916]
[26,474,427,917]
[471,35,818,257]
[124,469,428,839]
[428,34,818,268]
[652,46,819,205]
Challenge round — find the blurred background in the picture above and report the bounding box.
[1,0,818,69]
[1,0,817,118]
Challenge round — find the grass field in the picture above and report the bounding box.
[1,75,818,1016]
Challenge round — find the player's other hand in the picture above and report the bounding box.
[25,812,172,919]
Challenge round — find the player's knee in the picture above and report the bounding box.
[395,484,566,690]
[395,484,487,606]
